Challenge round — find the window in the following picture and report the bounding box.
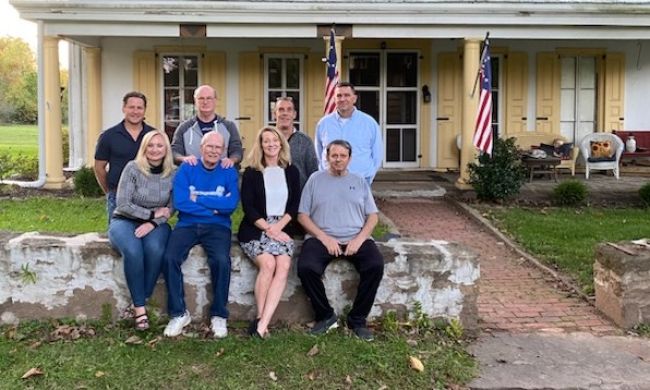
[264,54,303,130]
[162,55,199,139]
[490,56,502,138]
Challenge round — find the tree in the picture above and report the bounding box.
[0,36,38,123]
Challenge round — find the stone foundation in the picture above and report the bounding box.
[1,232,479,330]
[594,241,650,328]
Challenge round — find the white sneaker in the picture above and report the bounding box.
[163,310,191,337]
[210,316,228,338]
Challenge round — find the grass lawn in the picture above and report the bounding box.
[0,316,476,389]
[0,124,38,158]
[484,206,650,294]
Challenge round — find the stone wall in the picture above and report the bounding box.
[594,241,650,328]
[0,232,479,331]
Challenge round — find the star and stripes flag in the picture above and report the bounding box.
[323,27,339,114]
[472,37,493,156]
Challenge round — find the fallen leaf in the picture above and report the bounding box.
[4,326,17,340]
[345,375,352,384]
[306,344,319,357]
[269,371,277,381]
[124,335,143,345]
[406,339,418,347]
[21,367,44,379]
[377,386,388,390]
[409,356,424,372]
[215,348,225,357]
[94,371,105,378]
[147,336,161,348]
[306,370,317,381]
[29,341,42,349]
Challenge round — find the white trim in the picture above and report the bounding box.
[263,53,304,131]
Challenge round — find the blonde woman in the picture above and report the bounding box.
[238,126,301,338]
[108,130,175,330]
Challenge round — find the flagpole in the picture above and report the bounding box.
[470,32,490,98]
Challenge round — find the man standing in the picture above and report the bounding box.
[297,140,384,341]
[274,97,319,189]
[171,85,243,169]
[315,82,383,185]
[163,131,240,338]
[94,91,154,222]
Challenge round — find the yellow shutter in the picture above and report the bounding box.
[535,53,560,134]
[603,53,625,132]
[505,52,528,136]
[306,52,325,138]
[238,52,262,152]
[436,52,462,169]
[202,51,227,117]
[133,51,160,130]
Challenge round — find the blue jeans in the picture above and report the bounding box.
[108,218,171,307]
[106,191,117,224]
[164,224,232,318]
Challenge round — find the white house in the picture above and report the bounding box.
[9,0,650,188]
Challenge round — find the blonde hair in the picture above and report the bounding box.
[245,126,291,171]
[134,130,174,177]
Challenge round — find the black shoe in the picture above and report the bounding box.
[247,318,259,336]
[309,313,338,335]
[352,327,374,341]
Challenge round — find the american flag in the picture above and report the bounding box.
[472,38,493,155]
[324,28,339,114]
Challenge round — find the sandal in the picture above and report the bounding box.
[134,313,150,331]
[247,318,260,336]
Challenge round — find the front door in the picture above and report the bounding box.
[348,51,420,168]
[560,56,596,143]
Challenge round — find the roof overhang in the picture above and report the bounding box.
[10,0,650,40]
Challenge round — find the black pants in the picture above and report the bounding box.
[297,238,384,329]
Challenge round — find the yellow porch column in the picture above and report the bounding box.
[456,38,481,190]
[84,47,102,166]
[43,36,65,189]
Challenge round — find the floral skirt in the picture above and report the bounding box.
[241,216,294,260]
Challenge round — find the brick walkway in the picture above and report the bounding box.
[377,198,619,335]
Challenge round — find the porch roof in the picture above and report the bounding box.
[10,0,650,42]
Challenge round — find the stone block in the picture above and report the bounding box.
[1,232,479,331]
[594,242,650,328]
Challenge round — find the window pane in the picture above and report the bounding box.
[286,58,300,89]
[386,92,416,124]
[356,91,379,122]
[268,58,282,88]
[164,89,180,120]
[184,88,196,119]
[490,57,499,87]
[163,56,179,87]
[287,91,301,122]
[349,53,380,87]
[402,128,416,161]
[268,91,283,122]
[386,128,400,162]
[184,56,199,87]
[387,53,418,87]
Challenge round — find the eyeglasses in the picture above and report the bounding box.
[275,96,293,102]
[197,96,215,102]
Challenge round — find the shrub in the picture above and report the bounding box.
[11,153,38,180]
[0,151,12,180]
[468,137,526,202]
[639,183,650,207]
[552,180,588,206]
[74,166,103,197]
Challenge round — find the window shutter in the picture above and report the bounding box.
[505,52,528,135]
[603,53,625,132]
[536,53,560,134]
[202,52,227,117]
[133,51,159,130]
[436,52,462,169]
[238,52,263,152]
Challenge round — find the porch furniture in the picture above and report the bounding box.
[579,132,624,179]
[524,135,579,176]
[521,155,561,182]
[612,130,650,164]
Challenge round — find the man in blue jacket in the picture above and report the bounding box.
[315,82,383,185]
[163,131,240,338]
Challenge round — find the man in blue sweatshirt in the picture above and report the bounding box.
[315,82,383,185]
[163,131,240,338]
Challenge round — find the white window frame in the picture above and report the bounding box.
[263,54,304,130]
[160,53,200,137]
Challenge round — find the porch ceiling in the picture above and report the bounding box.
[10,0,650,40]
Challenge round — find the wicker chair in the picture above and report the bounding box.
[579,132,624,179]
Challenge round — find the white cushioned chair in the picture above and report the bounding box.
[579,132,624,179]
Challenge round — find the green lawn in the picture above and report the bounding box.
[484,206,650,294]
[0,124,38,158]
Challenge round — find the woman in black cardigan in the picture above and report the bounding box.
[238,126,301,338]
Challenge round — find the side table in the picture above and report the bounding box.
[521,156,562,182]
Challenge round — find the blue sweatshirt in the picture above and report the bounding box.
[172,159,240,229]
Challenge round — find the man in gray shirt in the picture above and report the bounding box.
[171,85,243,169]
[297,139,384,341]
[274,97,318,189]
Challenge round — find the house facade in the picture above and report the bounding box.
[10,0,650,188]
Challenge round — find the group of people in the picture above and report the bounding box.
[93,82,385,341]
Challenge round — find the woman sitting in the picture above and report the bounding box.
[238,126,301,338]
[108,130,175,330]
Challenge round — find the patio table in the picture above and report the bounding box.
[521,155,561,182]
